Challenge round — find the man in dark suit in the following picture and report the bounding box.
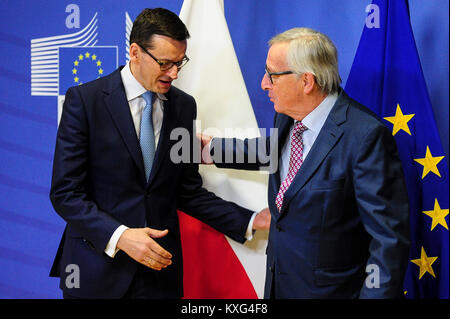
[49,8,269,299]
[201,27,410,298]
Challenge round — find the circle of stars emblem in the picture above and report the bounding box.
[72,51,103,85]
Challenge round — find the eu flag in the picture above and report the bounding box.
[59,46,118,95]
[345,0,449,298]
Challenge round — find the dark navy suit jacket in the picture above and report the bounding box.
[49,67,253,298]
[213,89,410,298]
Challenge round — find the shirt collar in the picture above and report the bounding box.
[120,62,167,102]
[299,93,338,134]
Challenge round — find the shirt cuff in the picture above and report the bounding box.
[245,212,257,241]
[104,225,129,258]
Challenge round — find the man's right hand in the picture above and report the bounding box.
[117,228,172,271]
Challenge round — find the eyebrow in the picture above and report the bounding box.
[265,63,281,72]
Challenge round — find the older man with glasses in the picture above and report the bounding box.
[202,27,410,299]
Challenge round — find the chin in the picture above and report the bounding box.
[273,104,282,114]
[158,85,172,94]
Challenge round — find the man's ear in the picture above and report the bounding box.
[302,73,316,94]
[129,43,140,62]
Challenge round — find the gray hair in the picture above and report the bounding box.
[269,27,341,94]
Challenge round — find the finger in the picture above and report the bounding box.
[201,142,213,164]
[149,241,173,259]
[145,228,169,238]
[143,257,163,271]
[143,228,173,258]
[201,134,212,144]
[143,236,173,260]
[146,249,172,267]
[147,256,169,269]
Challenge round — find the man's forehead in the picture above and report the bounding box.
[268,42,289,55]
[267,42,289,68]
[149,35,187,58]
[150,34,186,47]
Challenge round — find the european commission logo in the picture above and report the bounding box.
[31,7,134,123]
[59,47,117,94]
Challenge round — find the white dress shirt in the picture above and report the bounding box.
[279,93,338,182]
[104,62,166,257]
[105,63,255,257]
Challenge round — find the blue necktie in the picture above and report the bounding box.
[139,91,155,181]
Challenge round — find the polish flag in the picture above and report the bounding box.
[174,0,268,299]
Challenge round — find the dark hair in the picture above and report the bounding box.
[129,8,190,49]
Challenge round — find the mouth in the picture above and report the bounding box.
[159,79,172,89]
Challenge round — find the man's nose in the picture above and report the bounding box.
[261,73,272,91]
[167,65,179,79]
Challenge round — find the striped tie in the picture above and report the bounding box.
[139,91,155,181]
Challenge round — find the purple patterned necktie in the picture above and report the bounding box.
[275,121,308,212]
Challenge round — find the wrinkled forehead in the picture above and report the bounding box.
[266,42,289,69]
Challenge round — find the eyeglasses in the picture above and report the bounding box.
[265,64,293,84]
[137,43,190,71]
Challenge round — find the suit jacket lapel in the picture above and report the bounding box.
[103,69,146,184]
[269,113,293,220]
[279,91,349,215]
[272,113,294,188]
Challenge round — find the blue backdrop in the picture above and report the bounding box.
[0,0,448,298]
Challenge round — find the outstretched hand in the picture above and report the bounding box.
[252,207,271,230]
[117,227,172,271]
[196,132,213,164]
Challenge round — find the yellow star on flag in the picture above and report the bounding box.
[96,60,102,66]
[74,76,79,83]
[414,146,445,179]
[98,68,104,75]
[423,199,449,231]
[410,246,438,279]
[384,104,415,136]
[78,54,83,60]
[74,60,79,66]
[72,68,77,75]
[91,54,97,60]
[85,52,90,58]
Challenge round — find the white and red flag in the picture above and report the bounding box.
[175,0,268,299]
